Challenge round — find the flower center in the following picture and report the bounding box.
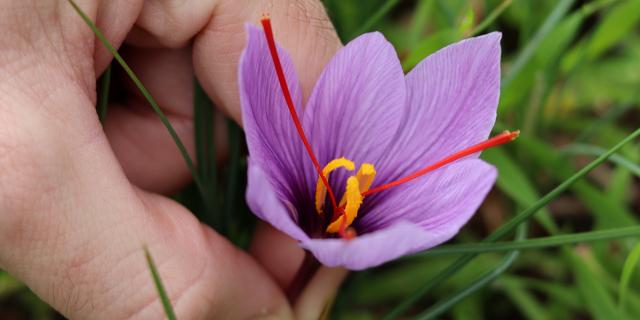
[313,130,519,239]
[314,158,377,236]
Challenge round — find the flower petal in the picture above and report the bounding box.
[302,159,496,270]
[239,25,307,201]
[378,32,501,181]
[301,221,435,270]
[361,159,496,233]
[246,160,309,242]
[303,32,406,189]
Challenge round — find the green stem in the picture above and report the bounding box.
[561,144,640,177]
[97,65,111,122]
[418,226,640,257]
[416,224,528,320]
[469,0,513,36]
[144,246,177,320]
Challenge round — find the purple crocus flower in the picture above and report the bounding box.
[239,17,512,270]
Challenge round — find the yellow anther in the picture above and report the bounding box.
[356,163,376,191]
[315,157,355,214]
[339,163,376,207]
[326,176,362,233]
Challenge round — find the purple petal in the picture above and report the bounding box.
[378,32,501,181]
[303,32,406,190]
[303,159,496,270]
[246,160,309,242]
[239,25,308,202]
[301,221,434,270]
[360,158,496,231]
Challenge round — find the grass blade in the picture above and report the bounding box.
[383,125,640,319]
[418,226,640,257]
[561,143,640,177]
[574,97,637,143]
[571,251,621,320]
[223,121,242,236]
[97,64,111,122]
[483,148,558,233]
[193,80,219,227]
[497,277,549,320]
[144,247,177,320]
[349,0,401,39]
[0,272,23,299]
[67,0,204,196]
[416,224,527,319]
[502,0,575,89]
[584,0,640,61]
[469,0,513,36]
[618,244,640,312]
[407,0,433,47]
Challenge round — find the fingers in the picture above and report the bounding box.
[107,0,341,193]
[250,223,306,289]
[131,0,217,49]
[94,0,342,294]
[1,137,291,318]
[193,0,342,123]
[103,46,197,193]
[126,0,342,288]
[126,0,341,122]
[294,267,349,320]
[1,1,292,318]
[0,50,291,320]
[94,0,144,73]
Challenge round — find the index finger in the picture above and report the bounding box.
[131,0,342,122]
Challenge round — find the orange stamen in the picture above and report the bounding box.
[363,130,520,196]
[260,14,339,212]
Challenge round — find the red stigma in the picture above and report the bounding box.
[363,130,520,196]
[260,15,339,212]
[338,218,357,240]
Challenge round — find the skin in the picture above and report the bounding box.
[0,0,342,318]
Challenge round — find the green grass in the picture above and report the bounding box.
[1,0,640,319]
[326,1,640,318]
[144,247,177,320]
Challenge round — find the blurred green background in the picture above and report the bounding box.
[2,0,640,318]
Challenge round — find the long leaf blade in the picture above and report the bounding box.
[67,0,204,196]
[144,247,177,320]
[418,226,640,257]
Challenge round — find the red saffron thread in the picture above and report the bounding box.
[327,132,519,233]
[363,130,520,196]
[260,14,339,212]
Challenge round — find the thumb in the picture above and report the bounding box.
[192,0,342,123]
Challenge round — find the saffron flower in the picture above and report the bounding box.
[240,17,513,270]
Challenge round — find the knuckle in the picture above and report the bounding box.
[137,0,216,48]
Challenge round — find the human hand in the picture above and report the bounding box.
[0,0,341,318]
